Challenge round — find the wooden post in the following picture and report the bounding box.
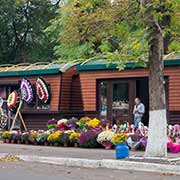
[18,111,27,131]
[10,100,23,131]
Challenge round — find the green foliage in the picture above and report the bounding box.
[0,0,58,64]
[47,0,180,67]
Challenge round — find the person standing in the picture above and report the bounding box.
[133,98,145,128]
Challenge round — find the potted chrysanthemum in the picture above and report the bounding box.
[112,133,129,159]
[97,131,114,150]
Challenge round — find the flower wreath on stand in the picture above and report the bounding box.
[36,77,50,104]
[20,78,34,104]
[7,90,20,111]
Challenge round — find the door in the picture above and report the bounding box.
[98,79,136,125]
[112,81,129,124]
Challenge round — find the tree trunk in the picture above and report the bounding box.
[145,24,167,157]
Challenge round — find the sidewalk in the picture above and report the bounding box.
[1,142,180,175]
[0,142,179,160]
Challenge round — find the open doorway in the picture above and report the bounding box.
[136,78,149,126]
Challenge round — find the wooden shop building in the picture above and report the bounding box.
[0,59,180,130]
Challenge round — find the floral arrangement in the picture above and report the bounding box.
[21,132,30,143]
[47,118,57,129]
[57,119,68,130]
[112,133,128,145]
[79,129,99,148]
[12,131,22,142]
[2,131,10,139]
[36,131,49,144]
[88,118,100,128]
[9,131,17,142]
[66,117,78,130]
[47,118,57,125]
[47,131,61,143]
[29,130,38,144]
[76,121,88,130]
[7,91,19,111]
[60,132,70,145]
[97,131,114,143]
[36,77,50,104]
[57,119,68,125]
[20,78,34,104]
[69,132,80,144]
[79,117,91,123]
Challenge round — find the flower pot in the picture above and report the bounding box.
[11,140,15,144]
[25,140,29,145]
[5,139,10,143]
[74,143,78,148]
[17,140,21,144]
[115,143,129,159]
[44,142,49,146]
[54,142,59,147]
[64,143,68,147]
[34,142,38,145]
[3,139,6,143]
[101,142,113,150]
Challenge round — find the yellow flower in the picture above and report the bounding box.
[88,118,100,128]
[112,133,128,145]
[79,117,91,123]
[47,131,62,142]
[2,131,10,139]
[69,132,80,141]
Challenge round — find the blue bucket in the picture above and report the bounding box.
[115,143,129,159]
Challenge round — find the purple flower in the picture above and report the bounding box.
[47,118,57,125]
[79,129,98,144]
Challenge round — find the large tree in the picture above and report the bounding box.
[0,0,59,64]
[48,0,180,157]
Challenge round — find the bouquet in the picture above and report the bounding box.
[76,121,88,131]
[60,132,70,145]
[79,129,99,148]
[79,117,91,123]
[47,131,61,143]
[66,117,78,130]
[112,133,128,145]
[57,119,68,131]
[97,131,114,143]
[29,130,39,144]
[36,131,49,144]
[88,118,100,128]
[2,131,10,139]
[69,132,80,144]
[97,131,114,150]
[47,118,57,129]
[21,132,30,143]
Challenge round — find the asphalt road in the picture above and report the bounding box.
[0,161,179,180]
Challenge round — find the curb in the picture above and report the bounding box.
[15,155,180,175]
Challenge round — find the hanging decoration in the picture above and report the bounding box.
[36,77,50,104]
[7,90,20,111]
[20,78,34,104]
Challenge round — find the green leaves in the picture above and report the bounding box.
[0,0,57,64]
[45,0,180,66]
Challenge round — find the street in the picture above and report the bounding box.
[0,161,179,180]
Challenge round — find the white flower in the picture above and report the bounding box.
[97,131,114,143]
[57,119,68,125]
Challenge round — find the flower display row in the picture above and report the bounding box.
[1,117,180,153]
[0,117,127,149]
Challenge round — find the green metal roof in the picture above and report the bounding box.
[76,59,180,71]
[0,62,76,77]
